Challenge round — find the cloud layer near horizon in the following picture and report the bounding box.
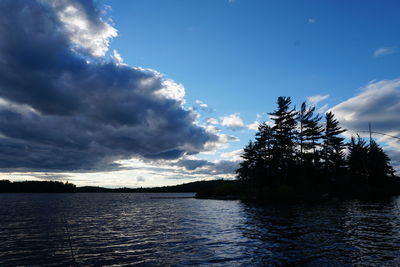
[0,0,216,171]
[331,79,400,135]
[331,79,400,170]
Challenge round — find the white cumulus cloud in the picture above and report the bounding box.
[220,113,245,130]
[50,0,118,57]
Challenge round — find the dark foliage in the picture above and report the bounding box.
[323,111,347,174]
[269,96,298,178]
[235,96,399,201]
[0,180,76,193]
[347,136,395,186]
[0,179,241,195]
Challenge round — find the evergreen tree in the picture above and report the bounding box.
[298,102,313,161]
[347,135,369,177]
[269,96,298,177]
[323,112,346,173]
[254,122,275,179]
[235,96,399,199]
[298,102,323,166]
[368,140,395,181]
[347,136,395,186]
[236,140,257,181]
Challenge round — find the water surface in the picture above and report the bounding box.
[1,193,399,266]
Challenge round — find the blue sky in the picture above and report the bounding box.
[1,0,400,187]
[106,0,400,145]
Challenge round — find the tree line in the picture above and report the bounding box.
[0,180,76,193]
[236,96,396,197]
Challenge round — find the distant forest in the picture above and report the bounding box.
[0,180,76,193]
[235,96,398,199]
[0,179,235,194]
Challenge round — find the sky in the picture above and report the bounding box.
[0,0,399,187]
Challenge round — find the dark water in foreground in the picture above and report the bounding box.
[0,193,400,266]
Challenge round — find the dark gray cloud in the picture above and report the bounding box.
[176,159,239,175]
[0,0,216,171]
[176,159,210,170]
[31,173,72,181]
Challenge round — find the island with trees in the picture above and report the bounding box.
[197,96,400,201]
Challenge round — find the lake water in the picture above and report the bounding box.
[0,193,400,266]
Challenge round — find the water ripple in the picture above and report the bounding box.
[0,193,399,266]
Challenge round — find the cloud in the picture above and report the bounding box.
[247,121,260,131]
[317,104,329,114]
[111,49,124,65]
[176,158,239,175]
[204,133,239,152]
[0,0,216,172]
[308,18,316,24]
[387,150,400,173]
[206,117,218,125]
[307,94,330,105]
[247,113,271,130]
[220,113,245,130]
[176,159,209,170]
[331,79,400,133]
[195,100,208,109]
[32,173,72,181]
[331,78,400,172]
[373,47,397,57]
[220,149,243,161]
[136,176,145,182]
[48,0,118,57]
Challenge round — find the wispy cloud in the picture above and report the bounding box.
[308,18,316,24]
[307,94,330,105]
[373,47,397,57]
[317,104,329,114]
[195,100,208,109]
[206,117,218,125]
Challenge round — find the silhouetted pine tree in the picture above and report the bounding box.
[298,102,323,167]
[236,141,257,181]
[368,140,395,182]
[347,136,395,186]
[323,112,346,173]
[254,122,275,181]
[347,135,369,178]
[269,96,298,179]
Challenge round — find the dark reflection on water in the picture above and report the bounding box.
[0,193,399,266]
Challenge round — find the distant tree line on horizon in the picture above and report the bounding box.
[0,180,76,193]
[236,96,397,198]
